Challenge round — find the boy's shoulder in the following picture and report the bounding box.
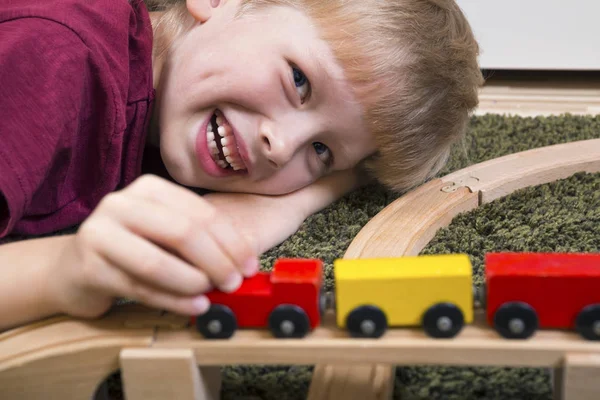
[0,0,155,238]
[0,0,150,51]
[0,0,153,105]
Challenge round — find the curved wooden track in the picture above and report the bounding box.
[1,138,600,400]
[345,137,600,258]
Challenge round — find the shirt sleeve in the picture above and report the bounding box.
[0,18,90,238]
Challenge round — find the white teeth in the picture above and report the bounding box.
[205,112,245,171]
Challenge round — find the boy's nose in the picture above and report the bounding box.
[259,125,295,169]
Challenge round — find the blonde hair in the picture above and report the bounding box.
[151,0,483,193]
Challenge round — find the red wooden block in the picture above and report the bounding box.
[485,252,600,339]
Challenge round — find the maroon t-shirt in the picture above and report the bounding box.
[0,0,155,238]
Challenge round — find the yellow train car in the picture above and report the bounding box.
[333,254,474,338]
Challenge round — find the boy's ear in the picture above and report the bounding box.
[186,0,215,23]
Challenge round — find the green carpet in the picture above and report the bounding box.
[218,114,600,400]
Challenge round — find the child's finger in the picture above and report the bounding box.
[79,215,212,296]
[98,190,248,293]
[125,176,259,276]
[204,217,260,277]
[85,247,212,316]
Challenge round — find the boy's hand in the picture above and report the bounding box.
[49,175,259,319]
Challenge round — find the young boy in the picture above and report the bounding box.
[0,0,482,331]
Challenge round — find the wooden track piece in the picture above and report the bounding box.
[151,309,600,367]
[307,364,394,400]
[345,138,600,259]
[344,180,477,259]
[441,138,600,204]
[309,138,600,400]
[554,353,600,400]
[0,305,156,400]
[120,348,221,400]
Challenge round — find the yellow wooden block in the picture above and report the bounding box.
[334,254,473,329]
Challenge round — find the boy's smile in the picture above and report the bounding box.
[152,0,377,195]
[198,108,251,177]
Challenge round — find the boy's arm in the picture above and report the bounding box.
[290,166,371,218]
[0,168,367,331]
[0,235,72,331]
[203,167,370,254]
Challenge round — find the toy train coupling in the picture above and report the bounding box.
[473,284,486,309]
[320,290,335,314]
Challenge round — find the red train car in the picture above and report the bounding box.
[485,252,600,340]
[193,258,323,339]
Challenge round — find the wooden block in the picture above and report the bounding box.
[555,353,600,400]
[120,348,221,400]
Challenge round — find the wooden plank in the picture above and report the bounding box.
[475,104,600,117]
[554,354,600,400]
[120,348,221,400]
[476,75,600,116]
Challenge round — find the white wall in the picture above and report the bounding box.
[456,0,600,70]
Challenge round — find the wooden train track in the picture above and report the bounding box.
[1,138,600,400]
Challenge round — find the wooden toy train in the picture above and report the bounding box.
[191,253,600,341]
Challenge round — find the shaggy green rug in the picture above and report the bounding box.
[217,113,600,400]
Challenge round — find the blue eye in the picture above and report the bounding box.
[313,142,327,155]
[292,66,311,103]
[293,67,307,87]
[313,142,332,167]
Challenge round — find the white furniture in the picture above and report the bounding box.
[456,0,600,70]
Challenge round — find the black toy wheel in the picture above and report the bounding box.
[575,304,600,341]
[493,301,538,339]
[268,304,310,338]
[346,305,388,338]
[195,304,237,339]
[422,303,465,338]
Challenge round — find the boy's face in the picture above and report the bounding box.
[154,0,376,195]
